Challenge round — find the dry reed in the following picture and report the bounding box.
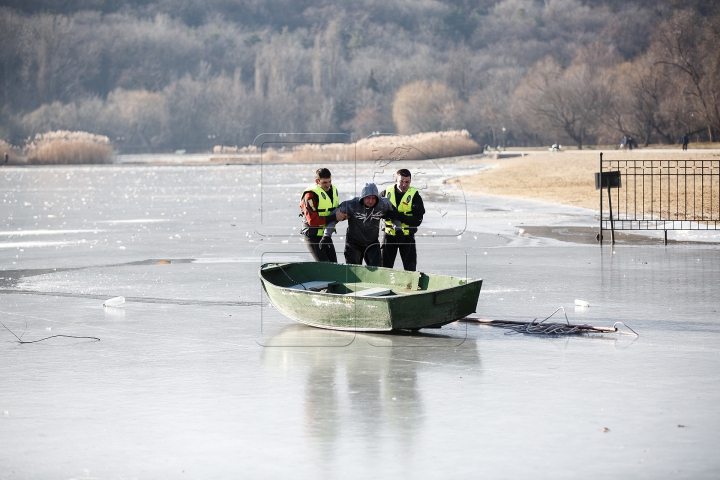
[288,130,480,163]
[25,131,112,164]
[208,130,481,164]
[213,145,259,154]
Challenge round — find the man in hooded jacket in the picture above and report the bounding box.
[323,183,407,266]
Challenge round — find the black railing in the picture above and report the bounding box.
[599,153,720,244]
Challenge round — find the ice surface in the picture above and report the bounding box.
[1,161,720,478]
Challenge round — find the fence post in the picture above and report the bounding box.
[608,181,615,244]
[598,152,603,244]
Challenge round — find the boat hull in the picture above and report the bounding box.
[259,262,482,331]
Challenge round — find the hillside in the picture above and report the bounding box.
[0,0,718,152]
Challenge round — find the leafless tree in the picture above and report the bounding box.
[602,55,691,146]
[392,80,460,135]
[514,56,612,149]
[653,10,720,141]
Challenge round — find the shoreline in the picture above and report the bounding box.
[451,149,720,211]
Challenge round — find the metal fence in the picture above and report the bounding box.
[598,153,720,244]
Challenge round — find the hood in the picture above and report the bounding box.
[359,183,379,201]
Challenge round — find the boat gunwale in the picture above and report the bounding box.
[259,262,482,300]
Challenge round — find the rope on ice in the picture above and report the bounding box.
[462,307,639,336]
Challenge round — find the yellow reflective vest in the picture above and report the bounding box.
[384,187,417,236]
[301,184,338,236]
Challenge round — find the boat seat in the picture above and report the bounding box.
[346,287,392,297]
[288,281,335,291]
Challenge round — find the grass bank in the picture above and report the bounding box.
[453,150,720,219]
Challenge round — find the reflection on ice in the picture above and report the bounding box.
[94,219,168,223]
[0,240,81,249]
[0,229,103,236]
[103,306,126,320]
[262,324,479,454]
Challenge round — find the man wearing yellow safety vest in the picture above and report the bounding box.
[300,168,341,262]
[380,169,425,271]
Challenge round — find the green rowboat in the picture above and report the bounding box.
[259,262,483,331]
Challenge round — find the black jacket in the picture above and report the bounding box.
[326,197,407,247]
[379,186,425,236]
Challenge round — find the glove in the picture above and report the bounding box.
[319,236,332,249]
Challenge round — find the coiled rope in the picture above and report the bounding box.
[462,307,638,336]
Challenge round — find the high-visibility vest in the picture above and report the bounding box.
[384,187,417,235]
[301,184,338,236]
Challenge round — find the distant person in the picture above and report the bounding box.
[325,183,408,267]
[3,152,7,165]
[627,136,634,151]
[620,135,627,152]
[680,134,689,151]
[380,169,425,271]
[300,168,340,262]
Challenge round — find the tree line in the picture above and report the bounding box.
[0,0,718,152]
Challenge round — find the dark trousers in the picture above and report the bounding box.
[682,143,688,151]
[304,235,337,262]
[344,242,381,267]
[381,234,417,271]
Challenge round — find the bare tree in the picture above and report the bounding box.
[0,8,25,111]
[392,80,459,134]
[514,56,612,149]
[653,10,720,141]
[27,13,103,104]
[603,56,689,146]
[103,88,169,149]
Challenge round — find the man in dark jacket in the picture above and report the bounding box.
[323,183,406,267]
[380,169,425,271]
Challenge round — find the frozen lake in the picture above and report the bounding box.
[1,159,720,478]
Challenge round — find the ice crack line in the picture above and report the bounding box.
[0,290,263,307]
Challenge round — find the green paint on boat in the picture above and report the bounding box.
[259,262,483,331]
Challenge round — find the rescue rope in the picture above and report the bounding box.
[461,307,638,336]
[274,263,306,289]
[1,320,100,344]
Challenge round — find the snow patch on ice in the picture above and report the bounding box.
[192,257,263,264]
[95,219,168,224]
[0,240,81,249]
[0,229,103,236]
